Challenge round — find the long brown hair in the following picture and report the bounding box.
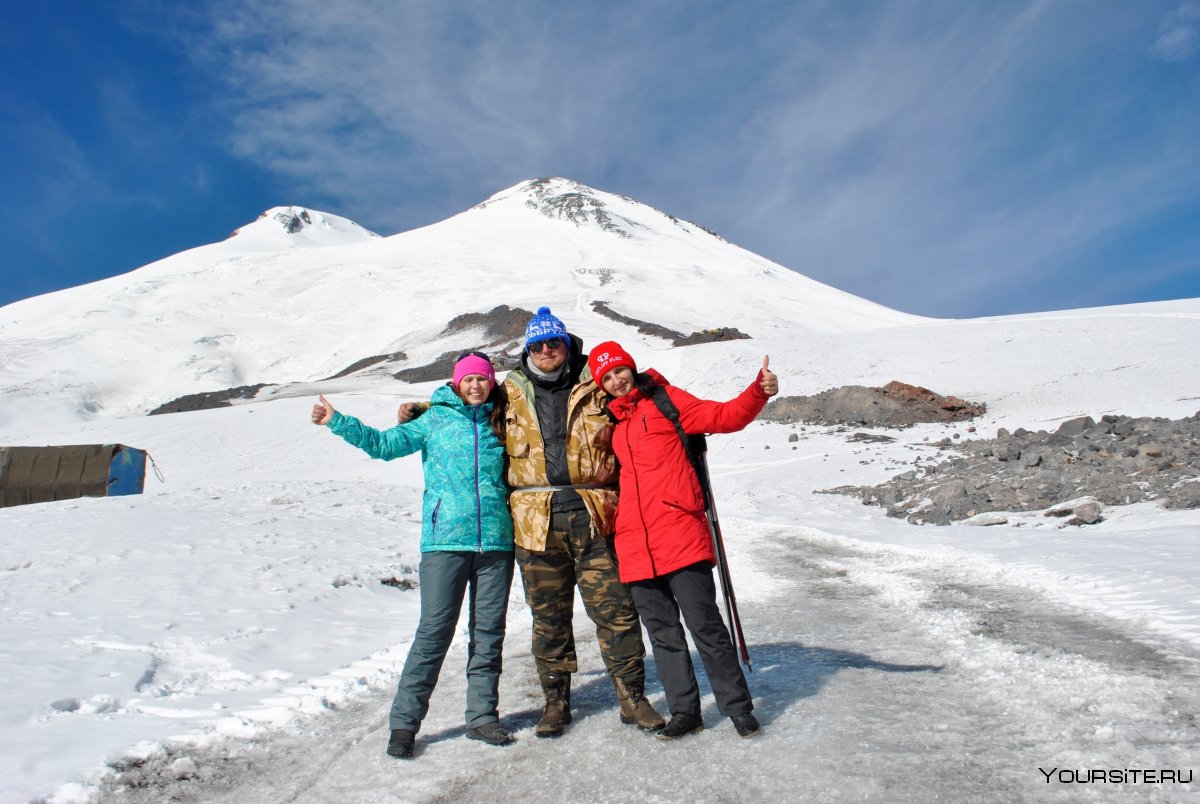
[484,381,507,442]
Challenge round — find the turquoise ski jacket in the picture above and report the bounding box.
[327,384,513,553]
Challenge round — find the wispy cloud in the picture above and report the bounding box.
[1153,2,1200,61]
[695,2,1200,314]
[157,0,1200,316]
[177,2,669,220]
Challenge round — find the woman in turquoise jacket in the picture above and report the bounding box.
[311,351,514,759]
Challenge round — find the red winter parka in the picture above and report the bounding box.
[606,368,768,583]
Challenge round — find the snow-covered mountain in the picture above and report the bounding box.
[2,178,1199,802]
[0,178,922,428]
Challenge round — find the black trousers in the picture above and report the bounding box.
[628,561,752,718]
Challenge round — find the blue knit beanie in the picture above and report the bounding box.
[524,306,568,347]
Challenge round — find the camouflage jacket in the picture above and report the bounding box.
[504,357,619,551]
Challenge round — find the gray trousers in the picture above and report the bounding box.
[389,550,514,731]
[628,561,752,718]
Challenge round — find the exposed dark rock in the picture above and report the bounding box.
[1072,500,1103,524]
[148,306,536,415]
[590,300,679,340]
[663,214,726,241]
[324,351,408,380]
[676,327,752,346]
[231,208,312,238]
[149,384,270,415]
[394,351,462,383]
[762,382,987,429]
[589,300,750,346]
[278,209,312,234]
[394,305,536,381]
[523,179,635,238]
[440,305,534,343]
[881,381,986,417]
[847,432,897,444]
[517,177,726,241]
[821,412,1200,524]
[1055,416,1095,438]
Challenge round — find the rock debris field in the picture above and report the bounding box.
[763,382,1200,526]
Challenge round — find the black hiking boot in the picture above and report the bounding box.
[466,721,515,746]
[386,728,415,758]
[656,712,704,741]
[731,712,760,738]
[535,673,572,738]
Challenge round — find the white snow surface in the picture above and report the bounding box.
[1,178,1198,802]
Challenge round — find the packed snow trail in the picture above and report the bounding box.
[97,521,1199,803]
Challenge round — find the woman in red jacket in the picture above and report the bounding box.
[588,341,778,741]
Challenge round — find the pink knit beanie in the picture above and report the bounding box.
[453,352,496,391]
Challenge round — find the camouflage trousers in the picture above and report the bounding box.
[515,509,647,685]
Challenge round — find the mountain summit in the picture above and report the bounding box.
[227,206,381,248]
[0,178,922,426]
[479,177,724,243]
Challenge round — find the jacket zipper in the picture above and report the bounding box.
[626,399,657,577]
[474,406,484,552]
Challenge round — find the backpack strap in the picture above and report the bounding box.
[636,375,712,505]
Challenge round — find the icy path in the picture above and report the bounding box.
[97,521,1200,803]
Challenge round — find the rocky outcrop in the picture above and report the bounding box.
[439,304,533,344]
[149,384,269,415]
[150,306,537,414]
[522,178,636,238]
[822,412,1200,524]
[324,352,408,380]
[762,382,986,428]
[513,177,726,242]
[393,305,536,381]
[275,208,312,233]
[590,301,750,346]
[880,381,985,418]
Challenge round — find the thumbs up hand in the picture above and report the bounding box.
[759,356,779,397]
[312,394,336,426]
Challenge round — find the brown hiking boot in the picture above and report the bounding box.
[613,676,665,731]
[535,673,572,738]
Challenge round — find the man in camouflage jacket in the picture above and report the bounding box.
[400,309,667,739]
[505,307,664,737]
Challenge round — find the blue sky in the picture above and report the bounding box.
[2,1,1198,317]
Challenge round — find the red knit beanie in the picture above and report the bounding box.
[588,341,636,383]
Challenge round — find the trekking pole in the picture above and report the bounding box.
[699,450,752,672]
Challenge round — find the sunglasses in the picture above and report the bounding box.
[528,338,565,354]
